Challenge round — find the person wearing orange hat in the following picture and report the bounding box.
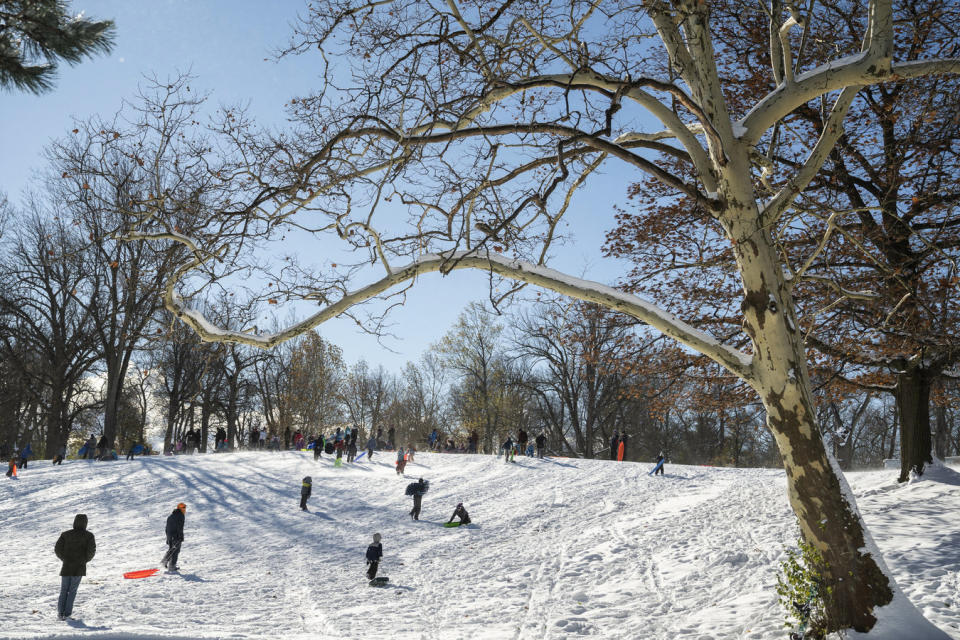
[161,503,186,572]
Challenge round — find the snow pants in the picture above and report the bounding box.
[367,561,379,580]
[58,575,82,618]
[410,494,422,520]
[162,540,182,568]
[300,494,309,510]
[655,464,664,476]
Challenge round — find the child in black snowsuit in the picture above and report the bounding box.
[300,476,312,511]
[447,502,471,526]
[366,533,383,580]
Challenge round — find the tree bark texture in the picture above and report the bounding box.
[896,366,933,483]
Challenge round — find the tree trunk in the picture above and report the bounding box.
[933,404,949,460]
[102,362,123,449]
[727,202,893,632]
[896,365,933,483]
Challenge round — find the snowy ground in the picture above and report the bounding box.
[2,451,958,640]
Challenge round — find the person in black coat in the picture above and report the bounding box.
[366,533,383,580]
[535,432,546,458]
[54,514,96,620]
[162,503,186,571]
[406,478,429,520]
[300,476,312,511]
[609,430,619,461]
[655,451,665,475]
[447,502,471,526]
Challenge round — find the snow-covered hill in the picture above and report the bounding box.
[2,451,958,639]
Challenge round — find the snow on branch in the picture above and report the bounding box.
[144,244,755,382]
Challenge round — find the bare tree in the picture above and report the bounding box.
[0,209,99,456]
[126,1,960,634]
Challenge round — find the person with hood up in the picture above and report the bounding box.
[446,502,471,526]
[300,476,312,511]
[365,533,383,580]
[54,514,96,620]
[405,477,429,520]
[162,503,186,571]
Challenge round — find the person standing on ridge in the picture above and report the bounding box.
[535,432,546,458]
[54,514,96,620]
[609,430,619,461]
[162,503,186,571]
[655,451,665,475]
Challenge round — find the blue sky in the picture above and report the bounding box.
[0,0,634,372]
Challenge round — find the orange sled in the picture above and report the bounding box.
[124,568,160,579]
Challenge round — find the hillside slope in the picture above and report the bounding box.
[1,451,958,639]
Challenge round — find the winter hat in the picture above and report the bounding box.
[373,533,381,543]
[177,502,187,512]
[303,476,312,483]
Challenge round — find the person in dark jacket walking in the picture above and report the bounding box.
[535,433,546,458]
[54,514,96,620]
[517,430,528,457]
[20,442,32,468]
[387,426,395,449]
[365,532,383,580]
[406,477,429,520]
[53,444,67,465]
[365,435,376,460]
[300,476,312,511]
[162,503,186,571]
[446,502,471,526]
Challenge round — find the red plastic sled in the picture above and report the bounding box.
[124,568,159,579]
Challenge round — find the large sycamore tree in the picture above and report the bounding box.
[124,0,960,635]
